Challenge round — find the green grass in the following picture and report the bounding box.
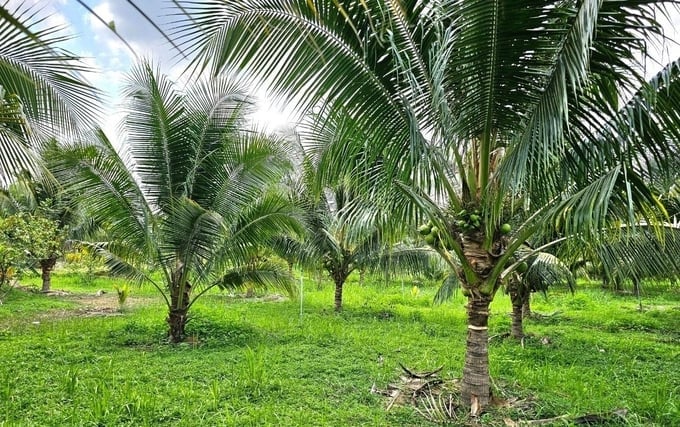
[0,272,678,426]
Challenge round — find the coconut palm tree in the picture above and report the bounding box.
[55,60,301,342]
[176,0,680,412]
[0,4,100,183]
[506,247,574,339]
[276,153,435,311]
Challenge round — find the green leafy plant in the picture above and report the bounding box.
[0,215,29,290]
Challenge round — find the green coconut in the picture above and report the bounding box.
[424,234,436,245]
[516,261,528,274]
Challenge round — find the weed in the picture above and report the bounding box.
[209,379,221,410]
[87,380,112,423]
[114,283,131,310]
[62,369,79,398]
[241,345,267,398]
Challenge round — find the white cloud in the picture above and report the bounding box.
[87,1,115,31]
[45,11,70,30]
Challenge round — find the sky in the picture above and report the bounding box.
[6,0,295,143]
[6,0,680,145]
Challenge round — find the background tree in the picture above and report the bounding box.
[177,0,680,412]
[0,214,28,290]
[18,213,64,293]
[506,249,574,339]
[279,154,434,311]
[0,168,78,292]
[55,61,301,342]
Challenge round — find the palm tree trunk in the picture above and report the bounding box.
[0,266,9,288]
[167,282,191,343]
[334,279,344,311]
[167,307,188,343]
[510,291,524,339]
[522,293,532,318]
[40,256,57,293]
[462,295,493,413]
[458,232,500,413]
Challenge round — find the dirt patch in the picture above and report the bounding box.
[60,290,154,309]
[32,288,156,320]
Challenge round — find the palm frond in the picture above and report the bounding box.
[211,261,296,298]
[0,105,41,186]
[496,0,602,195]
[433,273,460,305]
[123,60,192,209]
[201,131,294,216]
[594,224,680,283]
[161,196,224,273]
[544,165,664,240]
[205,191,303,275]
[0,4,101,136]
[52,129,157,262]
[88,240,160,286]
[522,252,575,295]
[368,244,439,278]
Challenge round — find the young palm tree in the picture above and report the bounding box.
[282,158,435,311]
[177,0,680,411]
[55,61,301,342]
[506,248,575,339]
[0,4,100,183]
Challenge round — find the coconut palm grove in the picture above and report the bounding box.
[1,1,679,425]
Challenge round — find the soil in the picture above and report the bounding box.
[11,284,155,319]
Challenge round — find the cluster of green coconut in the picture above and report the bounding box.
[417,220,452,249]
[417,211,517,258]
[452,208,483,232]
[451,208,514,237]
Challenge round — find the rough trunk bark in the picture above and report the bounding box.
[457,230,506,415]
[167,307,188,343]
[462,296,493,414]
[333,279,344,312]
[510,291,524,339]
[40,257,57,293]
[167,282,191,343]
[522,294,532,318]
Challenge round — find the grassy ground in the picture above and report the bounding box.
[0,272,678,426]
